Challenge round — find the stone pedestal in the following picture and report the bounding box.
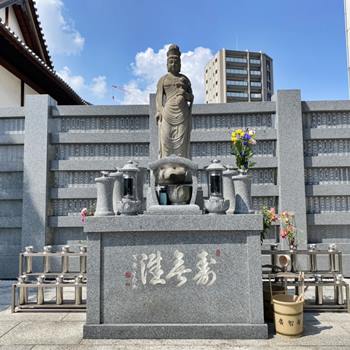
[83,215,267,339]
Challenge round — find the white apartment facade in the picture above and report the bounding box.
[205,49,273,104]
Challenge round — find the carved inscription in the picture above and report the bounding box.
[0,200,22,217]
[52,171,150,188]
[0,118,25,134]
[305,167,350,185]
[0,172,23,190]
[306,196,350,213]
[252,197,277,212]
[191,141,275,158]
[198,168,276,185]
[303,112,350,129]
[55,144,149,160]
[51,199,96,216]
[0,146,23,161]
[57,116,149,133]
[130,249,217,289]
[304,140,350,156]
[192,113,274,130]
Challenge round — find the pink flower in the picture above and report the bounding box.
[280,228,288,238]
[80,208,88,224]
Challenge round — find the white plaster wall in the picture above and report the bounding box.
[24,84,39,105]
[8,6,24,41]
[0,65,21,107]
[0,8,5,22]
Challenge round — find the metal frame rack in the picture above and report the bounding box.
[12,245,87,312]
[262,244,349,312]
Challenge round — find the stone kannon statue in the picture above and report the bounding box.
[155,44,194,159]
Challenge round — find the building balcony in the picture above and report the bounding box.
[249,59,261,66]
[226,69,248,76]
[227,86,248,93]
[227,97,249,102]
[250,84,262,91]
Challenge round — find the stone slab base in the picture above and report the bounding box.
[145,204,202,215]
[83,323,268,339]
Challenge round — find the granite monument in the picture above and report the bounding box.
[83,44,267,339]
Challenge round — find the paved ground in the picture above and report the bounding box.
[1,280,350,349]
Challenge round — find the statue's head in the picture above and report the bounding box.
[167,44,181,75]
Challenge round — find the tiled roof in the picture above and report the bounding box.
[0,15,87,104]
[29,0,53,69]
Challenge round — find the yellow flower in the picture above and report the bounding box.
[248,129,256,136]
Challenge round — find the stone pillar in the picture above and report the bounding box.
[276,90,307,248]
[149,94,158,161]
[21,95,56,250]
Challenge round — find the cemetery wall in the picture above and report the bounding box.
[0,91,350,277]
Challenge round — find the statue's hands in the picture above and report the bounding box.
[156,112,162,124]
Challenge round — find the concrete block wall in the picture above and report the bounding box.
[0,107,25,278]
[302,100,350,272]
[0,92,350,277]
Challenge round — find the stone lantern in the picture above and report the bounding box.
[119,160,141,215]
[204,159,229,214]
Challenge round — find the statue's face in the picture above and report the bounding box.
[167,56,181,74]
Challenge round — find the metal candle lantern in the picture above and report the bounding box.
[308,244,317,272]
[119,160,141,215]
[328,243,337,272]
[24,246,34,274]
[315,274,323,305]
[43,245,52,273]
[56,275,64,305]
[75,275,83,305]
[270,243,278,273]
[290,245,297,273]
[335,274,345,305]
[61,245,70,273]
[79,246,87,274]
[37,275,45,305]
[204,160,229,214]
[18,275,28,305]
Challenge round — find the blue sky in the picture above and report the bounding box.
[36,0,348,105]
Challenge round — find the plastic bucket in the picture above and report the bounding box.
[272,294,304,337]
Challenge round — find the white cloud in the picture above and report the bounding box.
[58,66,84,91]
[57,66,107,100]
[121,81,154,105]
[120,44,213,105]
[91,76,108,99]
[35,0,85,55]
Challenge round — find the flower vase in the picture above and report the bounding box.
[232,172,254,214]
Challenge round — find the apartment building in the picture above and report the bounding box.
[205,49,273,103]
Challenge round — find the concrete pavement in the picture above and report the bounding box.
[1,280,350,349]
